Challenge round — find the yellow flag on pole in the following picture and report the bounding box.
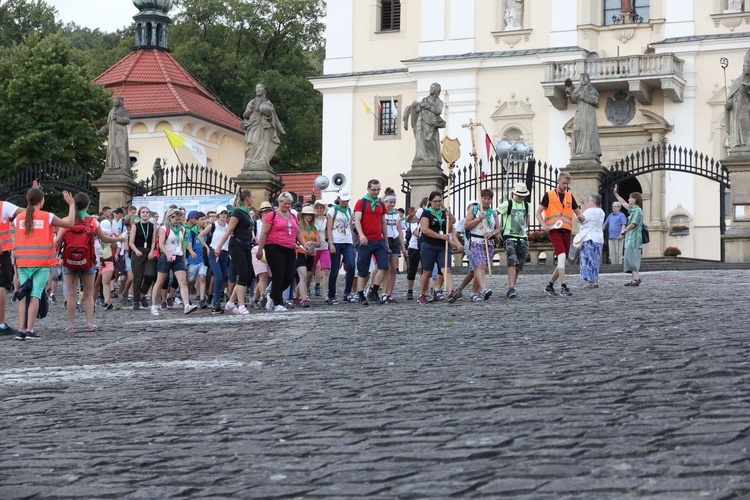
[360,98,373,116]
[164,130,207,166]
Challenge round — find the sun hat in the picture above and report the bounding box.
[301,205,316,215]
[259,201,273,211]
[338,191,352,201]
[512,182,530,197]
[467,199,479,207]
[314,199,327,206]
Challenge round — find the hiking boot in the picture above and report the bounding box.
[559,284,572,296]
[545,284,557,296]
[447,289,462,303]
[506,287,517,299]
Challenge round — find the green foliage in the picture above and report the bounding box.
[0,0,60,47]
[0,32,111,178]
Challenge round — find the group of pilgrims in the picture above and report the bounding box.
[1,170,645,340]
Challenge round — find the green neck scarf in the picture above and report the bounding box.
[333,204,350,222]
[363,194,379,212]
[166,221,182,240]
[426,206,444,227]
[235,205,250,217]
[186,224,200,235]
[79,210,89,219]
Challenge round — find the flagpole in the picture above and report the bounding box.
[170,147,192,183]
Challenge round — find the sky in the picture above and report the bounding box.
[45,0,142,33]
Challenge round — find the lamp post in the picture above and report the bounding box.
[495,140,534,200]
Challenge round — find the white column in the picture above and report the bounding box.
[321,92,354,203]
[322,0,353,74]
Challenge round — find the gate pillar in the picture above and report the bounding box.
[233,169,282,208]
[92,171,137,210]
[401,165,448,210]
[721,155,750,263]
[565,158,608,225]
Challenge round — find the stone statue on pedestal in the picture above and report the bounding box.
[97,96,131,170]
[566,73,601,159]
[504,0,524,30]
[242,83,285,170]
[725,49,750,152]
[403,82,446,168]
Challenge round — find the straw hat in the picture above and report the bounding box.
[301,205,316,215]
[512,182,530,197]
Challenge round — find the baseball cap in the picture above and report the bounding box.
[339,191,352,201]
[187,210,198,220]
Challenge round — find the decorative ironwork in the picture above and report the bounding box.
[134,163,236,197]
[0,162,98,208]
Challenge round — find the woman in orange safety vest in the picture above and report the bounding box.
[13,187,75,340]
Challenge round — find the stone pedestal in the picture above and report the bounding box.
[91,170,137,210]
[401,165,448,209]
[233,168,281,208]
[565,157,607,199]
[721,154,750,263]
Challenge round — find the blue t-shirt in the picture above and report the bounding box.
[604,212,627,239]
[186,229,204,266]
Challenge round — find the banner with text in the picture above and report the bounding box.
[132,194,235,220]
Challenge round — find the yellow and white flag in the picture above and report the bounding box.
[164,130,207,167]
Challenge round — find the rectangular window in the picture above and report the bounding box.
[604,0,650,25]
[380,0,401,32]
[378,99,398,136]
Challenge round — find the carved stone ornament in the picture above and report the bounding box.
[605,91,636,126]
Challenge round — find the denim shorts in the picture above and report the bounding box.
[356,239,389,277]
[420,241,450,273]
[187,262,208,282]
[157,254,187,274]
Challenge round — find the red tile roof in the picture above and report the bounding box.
[94,49,243,133]
[278,172,322,203]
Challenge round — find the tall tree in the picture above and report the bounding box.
[0,32,111,177]
[171,0,326,172]
[0,0,59,47]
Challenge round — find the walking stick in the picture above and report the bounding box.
[441,138,461,275]
[461,119,491,276]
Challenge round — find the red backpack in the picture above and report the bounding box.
[62,217,96,271]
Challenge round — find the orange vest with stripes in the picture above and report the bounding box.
[13,210,57,267]
[544,190,574,231]
[0,201,12,252]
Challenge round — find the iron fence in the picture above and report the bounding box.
[135,163,236,197]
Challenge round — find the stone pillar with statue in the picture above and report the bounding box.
[722,49,750,262]
[232,83,284,205]
[401,82,448,210]
[92,96,137,210]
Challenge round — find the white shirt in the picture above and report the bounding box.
[1,202,20,223]
[160,225,184,256]
[327,206,353,245]
[210,222,229,252]
[580,207,606,244]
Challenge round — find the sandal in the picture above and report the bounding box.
[64,325,77,333]
[624,280,640,287]
[85,324,98,332]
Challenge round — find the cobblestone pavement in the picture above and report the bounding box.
[1,270,749,498]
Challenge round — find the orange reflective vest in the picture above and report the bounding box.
[544,189,574,231]
[14,210,57,268]
[0,201,15,252]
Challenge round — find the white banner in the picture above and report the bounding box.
[131,194,235,220]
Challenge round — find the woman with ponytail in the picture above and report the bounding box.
[57,193,126,333]
[212,188,256,315]
[13,188,75,339]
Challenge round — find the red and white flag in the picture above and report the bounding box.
[479,125,493,180]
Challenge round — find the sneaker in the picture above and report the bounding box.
[104,302,114,311]
[151,305,160,316]
[265,298,275,311]
[49,293,56,304]
[417,294,428,305]
[366,289,379,304]
[293,298,301,307]
[425,293,435,303]
[433,289,445,301]
[140,298,148,308]
[380,293,388,304]
[0,323,14,335]
[471,293,483,302]
[199,300,208,309]
[559,284,572,296]
[161,301,168,310]
[346,294,358,303]
[406,290,414,301]
[300,299,310,308]
[133,301,140,311]
[15,331,26,341]
[360,293,369,306]
[314,284,321,297]
[25,330,40,340]
[184,304,198,315]
[448,289,462,303]
[225,302,237,313]
[64,325,76,333]
[506,287,517,299]
[234,305,250,315]
[330,297,338,305]
[273,304,288,312]
[173,296,182,306]
[211,305,224,314]
[481,289,493,301]
[85,324,98,332]
[545,284,558,296]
